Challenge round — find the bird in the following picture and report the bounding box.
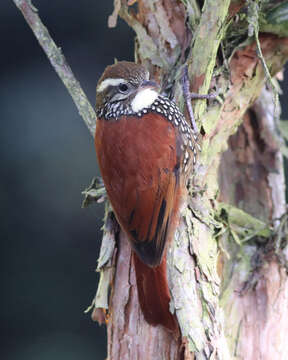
[94,61,199,331]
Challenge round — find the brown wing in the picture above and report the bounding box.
[95,113,181,266]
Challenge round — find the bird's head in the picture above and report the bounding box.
[96,61,159,115]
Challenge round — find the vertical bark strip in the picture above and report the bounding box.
[187,0,230,118]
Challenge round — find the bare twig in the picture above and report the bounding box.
[182,65,219,133]
[189,92,219,100]
[182,66,198,133]
[247,0,280,122]
[13,0,97,136]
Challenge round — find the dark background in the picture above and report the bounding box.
[0,2,287,360]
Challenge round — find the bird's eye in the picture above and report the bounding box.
[118,83,129,93]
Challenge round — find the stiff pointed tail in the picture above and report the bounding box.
[133,252,178,332]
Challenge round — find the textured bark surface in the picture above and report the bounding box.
[107,232,181,360]
[219,87,288,359]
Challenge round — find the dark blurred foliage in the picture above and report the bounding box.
[0,2,287,360]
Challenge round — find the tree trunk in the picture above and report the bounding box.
[92,1,288,359]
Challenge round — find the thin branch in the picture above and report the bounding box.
[13,0,97,137]
[247,0,280,122]
[182,66,199,133]
[182,65,220,133]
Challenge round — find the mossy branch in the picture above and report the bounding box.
[13,0,97,136]
[187,0,231,120]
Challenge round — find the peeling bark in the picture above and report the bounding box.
[107,232,181,360]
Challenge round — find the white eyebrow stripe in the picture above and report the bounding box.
[97,78,126,93]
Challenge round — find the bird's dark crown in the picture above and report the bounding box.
[97,61,149,87]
